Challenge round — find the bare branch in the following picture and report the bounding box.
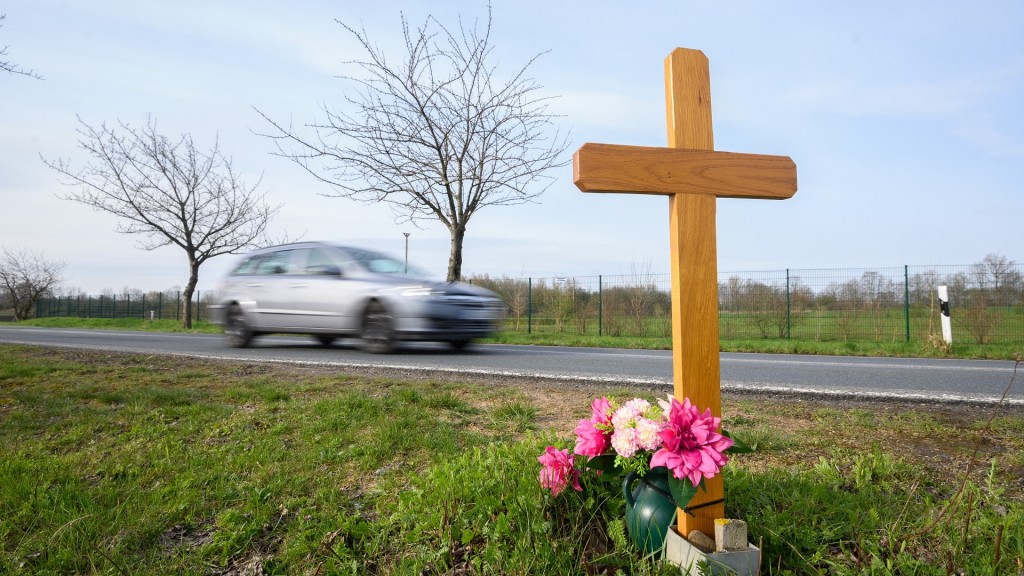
[42,117,280,327]
[0,247,64,320]
[256,4,570,281]
[1,14,42,79]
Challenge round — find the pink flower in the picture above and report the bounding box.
[650,398,734,487]
[609,398,666,458]
[538,446,582,496]
[574,396,613,457]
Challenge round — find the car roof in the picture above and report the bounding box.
[244,241,351,256]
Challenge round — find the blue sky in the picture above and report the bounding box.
[2,1,1022,293]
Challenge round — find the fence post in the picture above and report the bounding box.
[786,268,791,339]
[527,278,533,335]
[598,275,603,337]
[158,292,163,320]
[904,265,911,343]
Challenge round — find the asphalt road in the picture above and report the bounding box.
[0,326,1020,405]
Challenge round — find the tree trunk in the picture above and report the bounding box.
[13,294,31,321]
[446,225,466,282]
[182,259,200,329]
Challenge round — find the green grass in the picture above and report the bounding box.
[15,316,221,333]
[1,344,1023,574]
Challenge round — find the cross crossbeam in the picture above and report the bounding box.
[573,144,796,199]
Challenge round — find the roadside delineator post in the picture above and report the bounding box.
[937,285,953,344]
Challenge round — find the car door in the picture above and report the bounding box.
[249,249,302,329]
[287,247,366,332]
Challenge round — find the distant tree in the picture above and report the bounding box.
[625,261,659,337]
[258,6,569,281]
[859,271,897,341]
[738,279,787,339]
[44,118,279,328]
[0,247,65,321]
[827,278,864,340]
[1,14,41,79]
[971,253,1021,297]
[956,254,1020,344]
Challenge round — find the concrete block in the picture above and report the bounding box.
[715,518,749,552]
[665,526,760,576]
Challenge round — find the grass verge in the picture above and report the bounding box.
[1,344,1022,574]
[484,331,1022,360]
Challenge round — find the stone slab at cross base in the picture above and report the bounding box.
[664,527,760,576]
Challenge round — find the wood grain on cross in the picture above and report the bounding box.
[573,48,797,538]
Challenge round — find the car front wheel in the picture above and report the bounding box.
[361,301,395,354]
[225,305,254,348]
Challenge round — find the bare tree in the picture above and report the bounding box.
[625,261,659,337]
[2,15,41,79]
[0,247,64,321]
[971,253,1020,296]
[43,118,279,328]
[258,6,569,281]
[827,278,864,341]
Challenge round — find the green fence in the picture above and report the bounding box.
[34,291,214,323]
[469,264,1024,344]
[31,263,1024,344]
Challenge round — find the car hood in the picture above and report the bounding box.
[367,274,500,299]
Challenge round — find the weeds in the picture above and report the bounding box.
[0,344,1022,574]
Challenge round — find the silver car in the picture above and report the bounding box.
[210,242,504,352]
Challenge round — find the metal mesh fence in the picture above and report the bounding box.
[34,291,215,323]
[30,263,1024,343]
[471,263,1024,344]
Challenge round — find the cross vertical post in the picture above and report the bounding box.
[664,47,723,538]
[573,47,797,540]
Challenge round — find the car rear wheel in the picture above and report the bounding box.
[225,305,254,348]
[361,301,395,354]
[448,339,471,350]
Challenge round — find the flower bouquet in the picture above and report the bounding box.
[538,395,749,554]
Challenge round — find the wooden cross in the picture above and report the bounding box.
[573,48,798,538]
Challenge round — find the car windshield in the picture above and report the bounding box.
[346,247,428,276]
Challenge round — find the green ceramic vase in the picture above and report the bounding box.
[622,467,675,555]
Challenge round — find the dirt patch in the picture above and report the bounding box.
[158,521,215,555]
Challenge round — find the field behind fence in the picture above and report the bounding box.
[468,263,1024,344]
[31,263,1024,344]
[34,290,217,324]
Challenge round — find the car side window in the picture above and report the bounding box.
[297,248,341,276]
[230,255,262,276]
[254,250,294,275]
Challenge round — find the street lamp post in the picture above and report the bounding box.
[403,232,410,274]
